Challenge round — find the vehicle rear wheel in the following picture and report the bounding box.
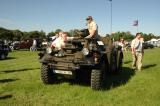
[117,51,123,72]
[111,51,117,73]
[41,64,55,84]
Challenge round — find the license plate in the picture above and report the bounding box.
[53,70,72,75]
[97,41,104,45]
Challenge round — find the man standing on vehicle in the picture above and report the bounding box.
[84,16,100,48]
[85,16,100,39]
[131,33,144,71]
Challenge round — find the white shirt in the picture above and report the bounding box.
[33,39,37,46]
[131,38,143,52]
[87,21,98,36]
[51,36,65,50]
[118,42,124,51]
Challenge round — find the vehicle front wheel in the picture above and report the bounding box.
[91,69,103,90]
[41,64,55,84]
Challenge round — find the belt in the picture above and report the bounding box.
[136,51,142,53]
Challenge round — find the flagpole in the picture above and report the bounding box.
[137,19,139,33]
[109,0,112,35]
[111,0,112,35]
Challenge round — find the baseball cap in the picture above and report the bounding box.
[86,16,93,20]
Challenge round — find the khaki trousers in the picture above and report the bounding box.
[132,52,143,70]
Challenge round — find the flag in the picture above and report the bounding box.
[133,20,138,26]
[109,0,112,1]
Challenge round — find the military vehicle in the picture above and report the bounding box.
[38,29,123,90]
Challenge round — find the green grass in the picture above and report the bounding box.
[0,48,160,106]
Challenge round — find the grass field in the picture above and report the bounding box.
[0,48,160,106]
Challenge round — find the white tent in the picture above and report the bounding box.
[150,38,158,42]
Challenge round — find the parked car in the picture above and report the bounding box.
[10,38,42,50]
[0,40,10,59]
[143,43,154,49]
[9,41,21,51]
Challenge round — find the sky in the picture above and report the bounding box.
[0,0,160,36]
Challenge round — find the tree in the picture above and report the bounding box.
[0,27,14,40]
[68,29,82,37]
[39,30,46,39]
[47,32,55,39]
[12,30,23,40]
[55,29,62,33]
[110,31,134,41]
[21,30,46,39]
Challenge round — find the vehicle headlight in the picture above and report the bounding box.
[46,47,52,54]
[82,48,89,56]
[89,43,93,50]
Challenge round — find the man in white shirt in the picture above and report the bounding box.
[131,33,144,71]
[85,16,99,39]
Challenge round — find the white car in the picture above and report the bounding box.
[157,42,160,47]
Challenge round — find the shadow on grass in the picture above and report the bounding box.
[50,70,91,86]
[142,64,156,70]
[1,68,40,74]
[6,57,17,60]
[0,57,17,61]
[104,67,135,90]
[124,60,132,64]
[44,67,135,90]
[0,94,12,100]
[53,67,135,90]
[0,78,19,84]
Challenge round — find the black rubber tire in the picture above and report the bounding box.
[41,64,55,84]
[91,69,103,90]
[111,50,117,73]
[102,61,107,84]
[117,51,123,72]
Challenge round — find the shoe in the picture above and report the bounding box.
[132,67,136,70]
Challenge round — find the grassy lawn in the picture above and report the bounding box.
[0,48,160,106]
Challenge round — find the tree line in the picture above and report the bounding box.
[0,27,159,41]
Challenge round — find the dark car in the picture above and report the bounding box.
[11,39,42,50]
[9,41,21,50]
[38,29,123,90]
[143,43,154,49]
[19,39,33,49]
[0,41,10,59]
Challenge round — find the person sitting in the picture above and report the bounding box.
[51,32,59,41]
[51,32,67,50]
